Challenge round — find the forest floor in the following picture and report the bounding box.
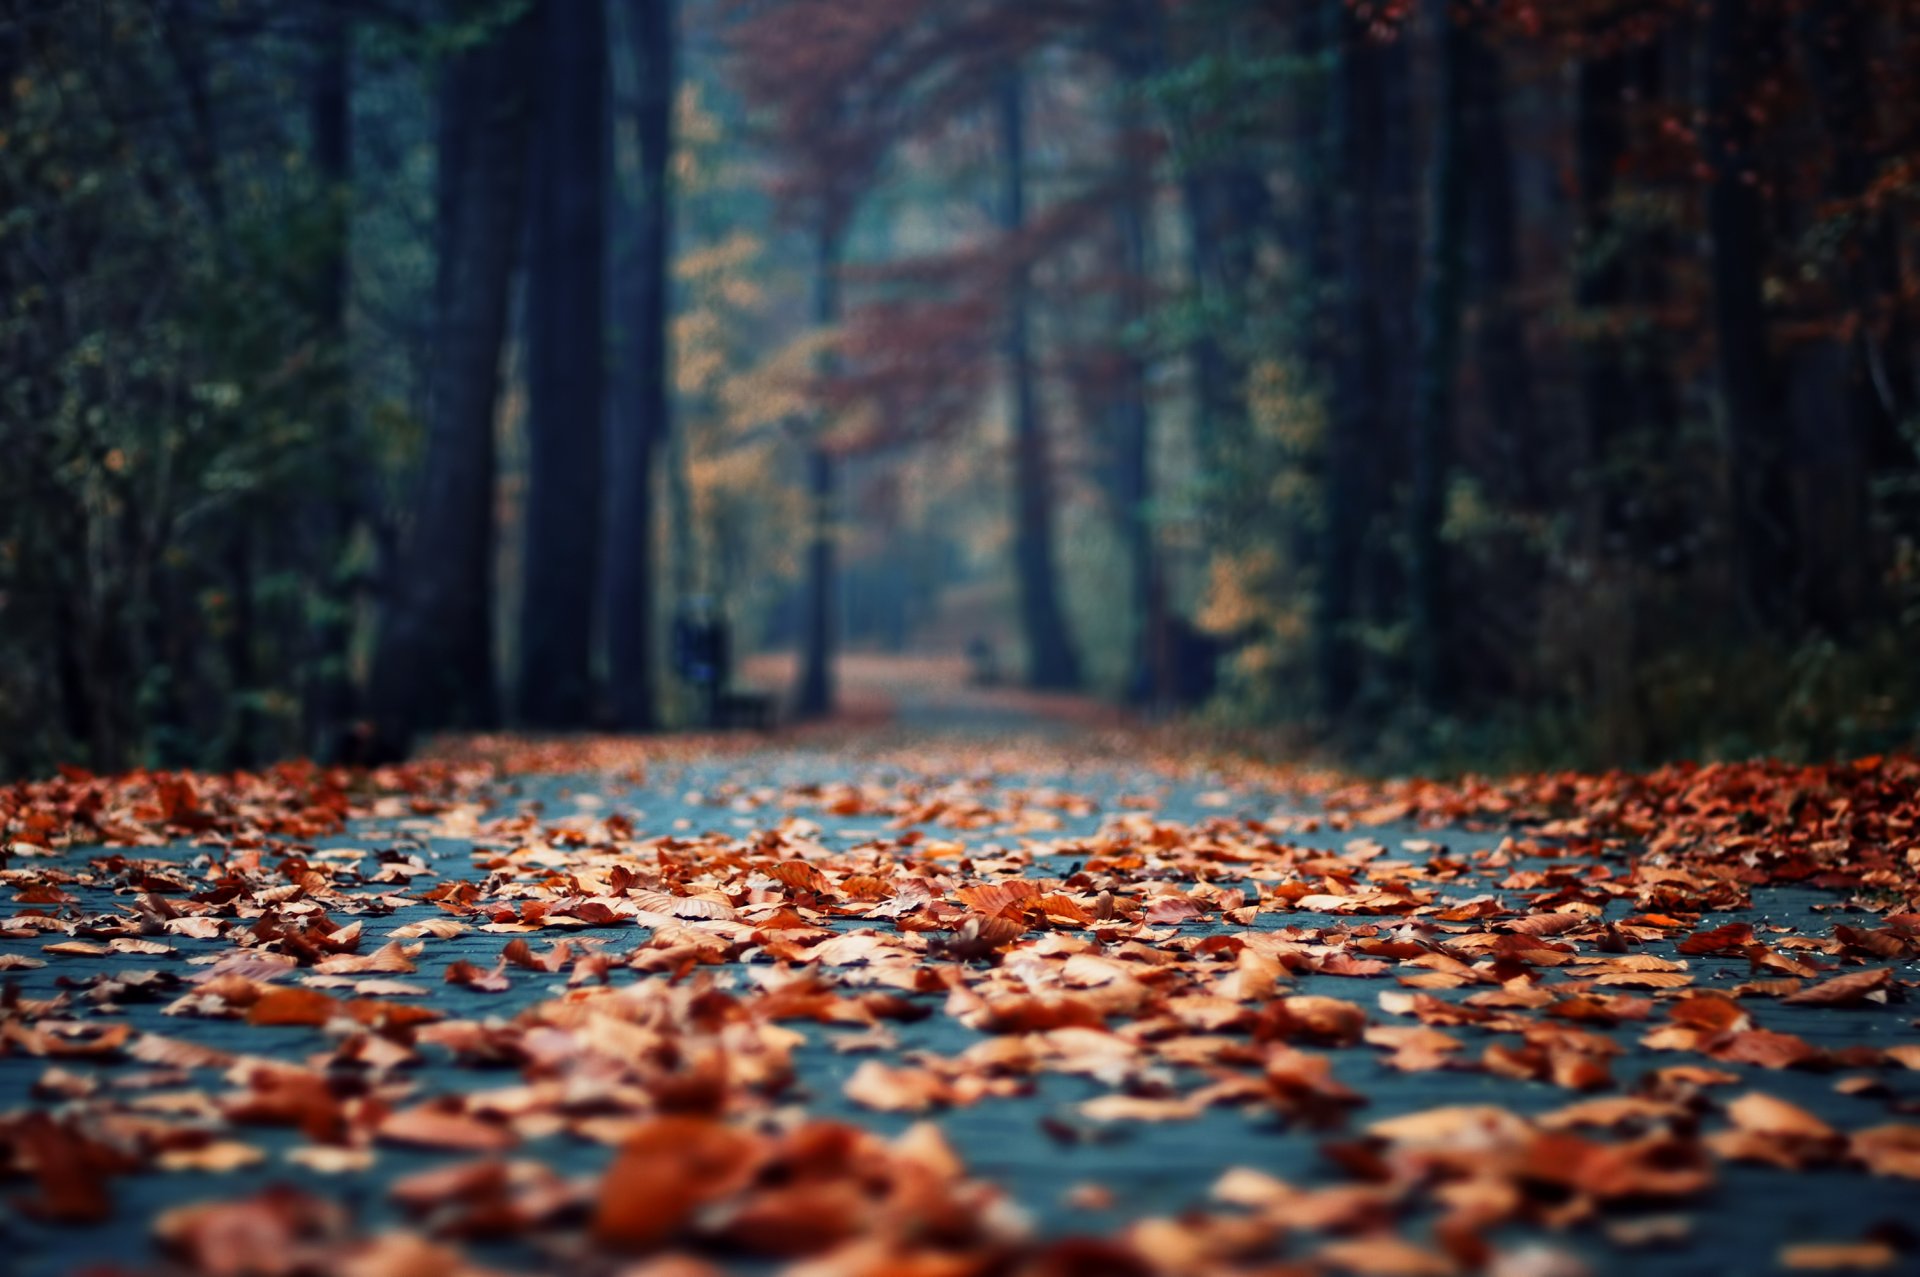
[3,655,1919,1276]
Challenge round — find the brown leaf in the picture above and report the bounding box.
[593,1117,762,1251]
[1079,1094,1206,1123]
[245,987,342,1027]
[843,1061,954,1113]
[1781,967,1893,1006]
[1727,1092,1835,1140]
[1777,1242,1898,1271]
[156,1141,266,1173]
[376,1105,516,1152]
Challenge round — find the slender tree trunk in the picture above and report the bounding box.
[795,225,840,720]
[1182,174,1231,474]
[998,66,1082,691]
[1464,22,1535,508]
[1105,4,1167,709]
[304,9,356,756]
[607,0,675,730]
[1294,0,1337,375]
[1316,0,1377,720]
[1573,33,1640,759]
[518,0,608,727]
[1798,0,1915,459]
[1574,38,1633,555]
[1115,165,1164,708]
[368,4,537,750]
[1791,0,1895,634]
[225,531,259,769]
[1369,32,1419,661]
[667,395,697,604]
[1409,0,1469,710]
[1703,0,1796,634]
[1181,165,1269,486]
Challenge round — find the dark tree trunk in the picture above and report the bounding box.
[1463,22,1535,509]
[1115,165,1164,709]
[1182,174,1232,474]
[1293,0,1336,367]
[1181,165,1270,483]
[606,0,676,730]
[794,226,841,721]
[1316,0,1379,720]
[1703,0,1796,634]
[1571,25,1689,759]
[225,531,259,769]
[1573,38,1633,554]
[518,0,609,727]
[998,66,1082,691]
[1798,0,1915,460]
[1369,32,1419,664]
[303,9,356,756]
[1106,2,1167,710]
[1791,0,1897,634]
[1408,0,1470,709]
[368,3,537,750]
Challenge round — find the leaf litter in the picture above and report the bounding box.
[1,745,1918,1272]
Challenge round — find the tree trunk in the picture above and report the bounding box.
[1408,0,1469,709]
[368,3,537,750]
[1182,174,1232,475]
[1463,22,1535,509]
[1369,31,1419,669]
[1574,36,1634,557]
[1106,5,1167,710]
[518,0,608,727]
[1791,0,1896,634]
[1703,0,1796,634]
[1316,0,1378,720]
[303,9,356,756]
[1798,0,1915,459]
[225,530,259,769]
[1181,165,1269,492]
[606,0,675,730]
[1115,173,1164,708]
[998,65,1082,691]
[794,226,841,721]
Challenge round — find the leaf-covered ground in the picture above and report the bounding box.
[3,709,1919,1275]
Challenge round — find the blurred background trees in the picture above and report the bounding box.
[3,0,1918,775]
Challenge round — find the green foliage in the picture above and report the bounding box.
[0,3,367,774]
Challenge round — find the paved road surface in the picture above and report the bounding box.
[3,662,1917,1275]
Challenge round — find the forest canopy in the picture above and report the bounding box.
[2,0,1918,777]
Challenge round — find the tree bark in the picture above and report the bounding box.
[1791,0,1897,634]
[303,8,357,756]
[1797,0,1915,457]
[1573,36,1634,555]
[607,0,676,730]
[1463,21,1535,509]
[1703,0,1796,634]
[225,531,259,768]
[1106,3,1167,710]
[368,2,537,749]
[1316,0,1378,720]
[1181,163,1269,494]
[998,65,1082,691]
[794,225,841,721]
[1115,170,1165,708]
[1369,30,1419,658]
[518,0,609,727]
[1408,0,1469,709]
